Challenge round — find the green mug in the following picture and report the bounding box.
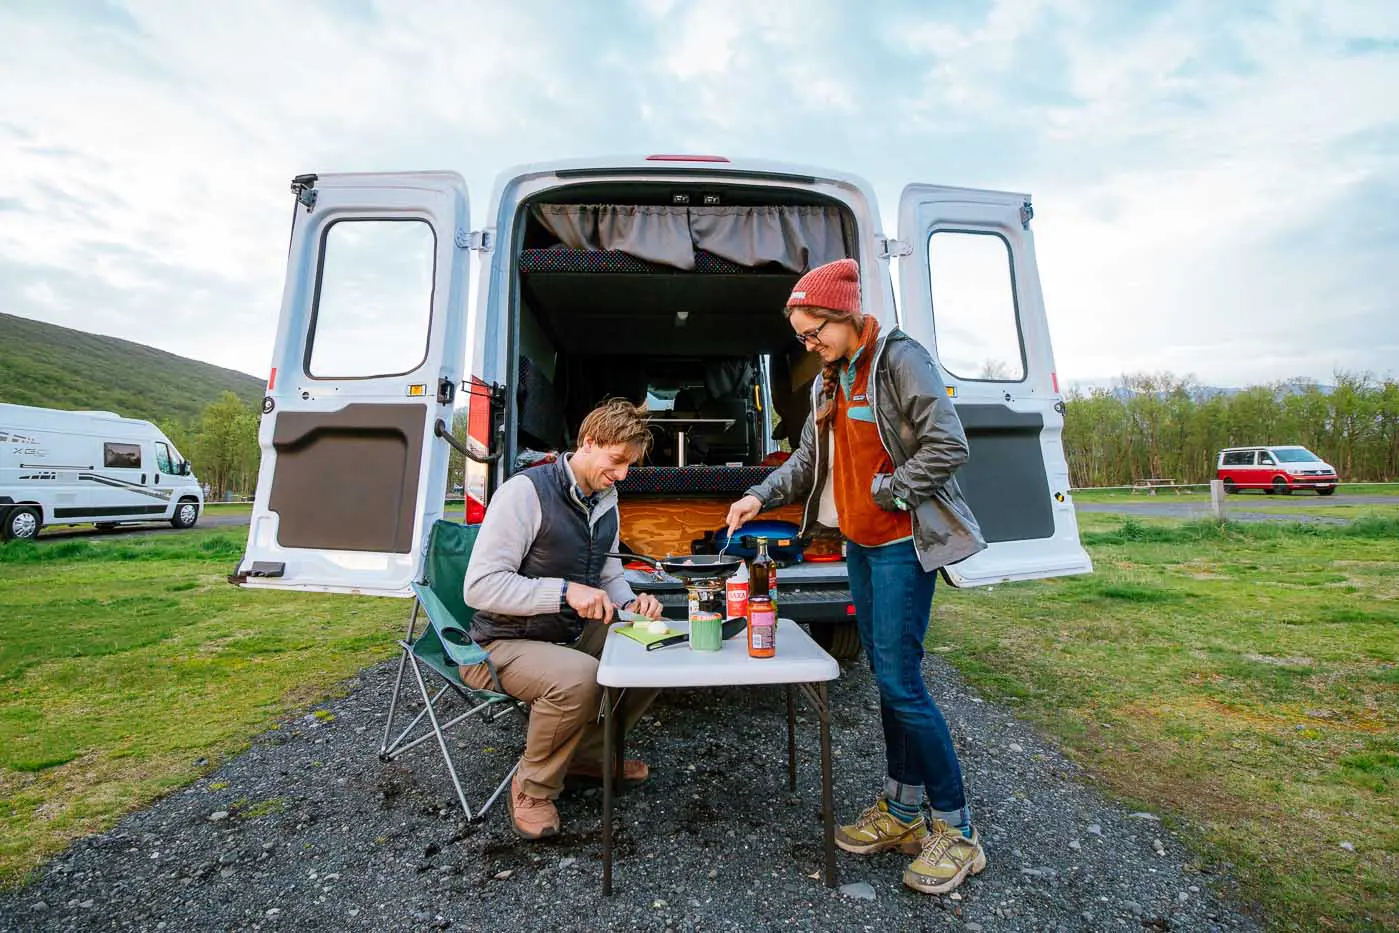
[689,614,723,651]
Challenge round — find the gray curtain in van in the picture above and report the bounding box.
[688,206,846,273]
[531,205,846,272]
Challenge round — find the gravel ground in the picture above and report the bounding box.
[0,653,1263,933]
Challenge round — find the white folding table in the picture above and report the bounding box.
[595,618,841,895]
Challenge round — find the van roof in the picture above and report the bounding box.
[493,154,875,191]
[1219,445,1310,452]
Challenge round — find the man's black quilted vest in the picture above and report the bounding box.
[468,455,618,645]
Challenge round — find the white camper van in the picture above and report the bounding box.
[233,156,1092,658]
[0,404,203,540]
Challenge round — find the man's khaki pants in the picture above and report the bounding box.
[460,622,658,800]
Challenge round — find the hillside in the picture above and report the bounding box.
[0,312,264,425]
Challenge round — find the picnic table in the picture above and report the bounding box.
[1130,477,1184,495]
[596,618,840,895]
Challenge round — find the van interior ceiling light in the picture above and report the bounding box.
[675,310,689,326]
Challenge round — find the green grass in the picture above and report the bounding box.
[0,528,403,884]
[933,511,1399,932]
[3,514,1398,930]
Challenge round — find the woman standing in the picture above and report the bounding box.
[725,258,988,896]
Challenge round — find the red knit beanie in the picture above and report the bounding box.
[786,258,860,315]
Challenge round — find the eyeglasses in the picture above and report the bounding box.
[794,321,829,346]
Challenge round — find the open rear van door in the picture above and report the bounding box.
[234,172,471,596]
[897,184,1091,586]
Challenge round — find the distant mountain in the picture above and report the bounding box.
[0,312,264,424]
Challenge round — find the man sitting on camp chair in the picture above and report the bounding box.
[461,398,664,840]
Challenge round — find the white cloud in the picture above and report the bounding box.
[0,0,1395,390]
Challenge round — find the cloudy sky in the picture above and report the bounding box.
[2,0,1396,389]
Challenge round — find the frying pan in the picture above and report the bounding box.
[605,551,744,581]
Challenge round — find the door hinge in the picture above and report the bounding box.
[459,229,493,251]
[290,174,318,213]
[1020,199,1034,229]
[877,237,912,260]
[436,378,455,405]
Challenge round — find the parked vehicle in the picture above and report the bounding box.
[1216,445,1339,495]
[0,403,203,540]
[232,157,1093,659]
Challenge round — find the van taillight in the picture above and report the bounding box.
[464,376,493,526]
[466,494,486,525]
[645,154,731,162]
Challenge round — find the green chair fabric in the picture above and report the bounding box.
[379,519,524,821]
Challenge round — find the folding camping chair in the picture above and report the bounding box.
[378,519,527,820]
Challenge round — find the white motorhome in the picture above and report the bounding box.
[234,156,1092,658]
[0,404,203,541]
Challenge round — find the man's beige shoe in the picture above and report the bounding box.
[835,796,928,855]
[902,819,987,895]
[506,773,560,840]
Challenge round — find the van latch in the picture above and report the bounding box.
[1020,199,1034,229]
[460,229,493,251]
[877,237,912,259]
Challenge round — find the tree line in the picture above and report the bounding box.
[174,370,1399,501]
[1062,372,1399,487]
[158,392,261,501]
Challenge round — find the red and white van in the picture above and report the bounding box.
[1216,446,1339,495]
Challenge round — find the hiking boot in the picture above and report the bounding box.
[506,773,560,840]
[835,796,928,855]
[565,757,650,787]
[902,819,987,895]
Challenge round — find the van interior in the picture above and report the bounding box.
[505,181,855,558]
[510,182,855,466]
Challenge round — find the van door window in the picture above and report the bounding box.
[307,219,436,379]
[1222,451,1255,466]
[103,442,142,469]
[927,231,1025,382]
[155,442,175,474]
[1259,452,1276,465]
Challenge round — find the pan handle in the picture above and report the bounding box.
[604,551,664,575]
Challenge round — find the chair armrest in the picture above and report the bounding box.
[412,582,489,668]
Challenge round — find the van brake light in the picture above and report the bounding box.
[645,154,731,162]
[466,494,486,525]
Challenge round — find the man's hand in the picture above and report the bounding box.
[565,581,615,624]
[628,593,664,620]
[724,494,762,540]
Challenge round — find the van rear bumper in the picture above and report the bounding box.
[651,582,855,624]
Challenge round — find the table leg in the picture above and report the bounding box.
[615,688,627,791]
[602,685,615,897]
[785,685,797,792]
[676,429,687,467]
[817,682,837,888]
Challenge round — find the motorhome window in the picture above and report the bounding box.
[104,442,142,468]
[155,442,175,474]
[1222,451,1255,466]
[927,231,1026,383]
[306,219,435,379]
[1259,452,1276,465]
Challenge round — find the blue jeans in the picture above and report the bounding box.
[846,539,969,823]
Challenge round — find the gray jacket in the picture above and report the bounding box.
[745,328,986,572]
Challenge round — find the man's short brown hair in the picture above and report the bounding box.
[577,397,653,457]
